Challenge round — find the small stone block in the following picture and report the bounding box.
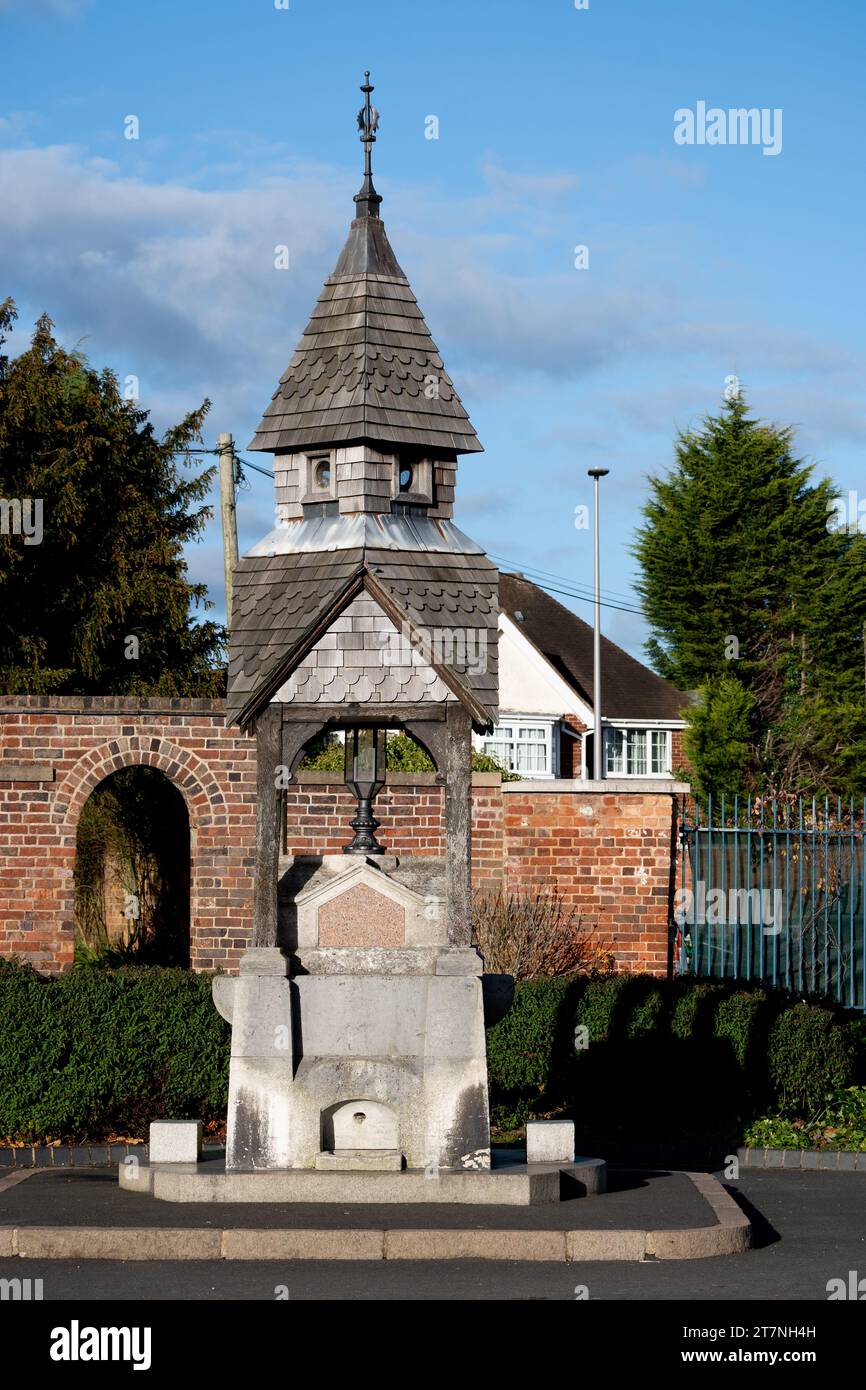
[767,1148,785,1168]
[837,1150,858,1171]
[801,1150,822,1170]
[526,1120,575,1165]
[149,1121,203,1165]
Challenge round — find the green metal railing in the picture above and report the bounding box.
[676,795,866,1011]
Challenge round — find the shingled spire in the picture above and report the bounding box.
[248,73,481,459]
[228,75,498,733]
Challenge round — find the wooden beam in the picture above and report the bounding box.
[403,718,448,777]
[279,703,446,725]
[444,702,473,945]
[281,720,323,779]
[253,704,283,948]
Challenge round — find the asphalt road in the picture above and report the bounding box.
[0,1169,864,1301]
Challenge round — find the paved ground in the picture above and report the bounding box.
[0,1166,708,1231]
[0,1168,863,1299]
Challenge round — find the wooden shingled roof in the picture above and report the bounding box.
[228,546,499,730]
[248,215,483,456]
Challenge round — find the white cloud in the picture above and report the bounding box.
[0,0,90,14]
[1,140,855,440]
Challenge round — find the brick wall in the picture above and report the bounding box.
[671,727,689,777]
[498,785,677,974]
[283,773,678,973]
[0,698,683,977]
[0,698,255,974]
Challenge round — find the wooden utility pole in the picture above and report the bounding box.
[218,432,239,628]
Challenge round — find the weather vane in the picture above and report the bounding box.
[357,70,379,149]
[354,70,381,217]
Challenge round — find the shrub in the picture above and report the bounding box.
[766,1003,857,1114]
[0,961,229,1142]
[486,973,866,1146]
[472,887,613,980]
[485,975,582,1128]
[299,730,519,778]
[2,958,864,1148]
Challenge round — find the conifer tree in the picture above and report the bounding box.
[635,391,866,794]
[0,300,225,694]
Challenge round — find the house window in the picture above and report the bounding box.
[314,459,331,490]
[605,728,670,776]
[483,723,551,776]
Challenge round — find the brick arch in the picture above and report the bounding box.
[56,736,227,835]
[54,736,234,969]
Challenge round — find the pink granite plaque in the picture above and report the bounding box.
[317,882,406,947]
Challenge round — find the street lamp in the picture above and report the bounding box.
[587,467,609,781]
[343,726,387,854]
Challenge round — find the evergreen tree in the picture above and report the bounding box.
[682,674,755,798]
[0,300,225,694]
[635,391,866,794]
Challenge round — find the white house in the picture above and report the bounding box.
[473,573,688,781]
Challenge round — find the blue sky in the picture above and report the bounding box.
[2,0,865,658]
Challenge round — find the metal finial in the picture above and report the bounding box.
[354,70,381,218]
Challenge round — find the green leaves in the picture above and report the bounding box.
[0,302,226,695]
[683,675,756,798]
[634,392,866,795]
[0,962,229,1142]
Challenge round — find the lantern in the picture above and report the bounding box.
[343,726,387,854]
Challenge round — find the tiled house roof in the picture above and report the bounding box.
[499,573,687,721]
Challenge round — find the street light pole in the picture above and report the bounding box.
[587,467,609,781]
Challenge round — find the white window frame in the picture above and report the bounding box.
[479,716,557,779]
[604,725,672,777]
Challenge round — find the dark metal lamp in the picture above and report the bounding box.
[343,726,387,854]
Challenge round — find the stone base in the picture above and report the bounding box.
[119,1150,607,1206]
[314,1149,403,1172]
[214,942,494,1173]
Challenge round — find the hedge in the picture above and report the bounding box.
[486,974,866,1143]
[0,959,229,1142]
[1,959,864,1146]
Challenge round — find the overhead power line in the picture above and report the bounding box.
[185,444,645,618]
